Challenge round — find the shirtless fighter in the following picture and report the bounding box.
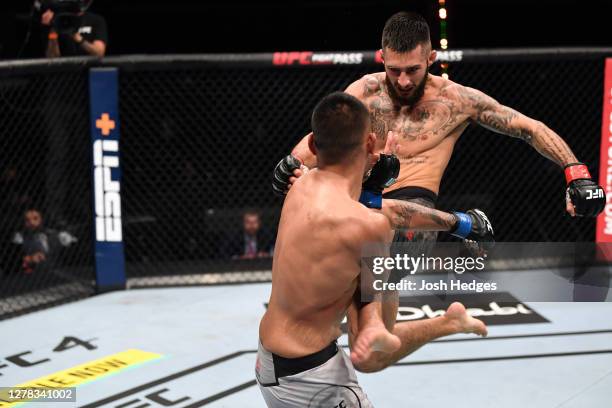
[257,92,491,407]
[277,11,605,219]
[271,11,605,360]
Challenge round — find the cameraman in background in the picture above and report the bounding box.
[39,0,107,58]
[12,208,77,274]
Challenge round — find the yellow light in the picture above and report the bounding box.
[439,8,447,19]
[442,73,449,80]
[440,39,448,48]
[439,0,446,5]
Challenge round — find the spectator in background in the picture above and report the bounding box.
[11,208,77,274]
[40,1,107,58]
[222,210,273,260]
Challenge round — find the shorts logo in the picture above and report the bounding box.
[308,386,357,408]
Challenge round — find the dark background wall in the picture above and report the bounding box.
[0,0,610,58]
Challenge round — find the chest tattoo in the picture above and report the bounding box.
[396,100,453,141]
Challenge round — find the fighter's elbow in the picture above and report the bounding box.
[531,120,546,133]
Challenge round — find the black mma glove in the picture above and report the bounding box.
[450,209,495,255]
[272,155,302,196]
[565,163,605,217]
[359,154,400,209]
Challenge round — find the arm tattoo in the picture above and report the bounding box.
[362,75,384,97]
[390,201,415,229]
[426,210,457,231]
[457,86,576,165]
[457,86,532,143]
[362,75,394,141]
[370,108,389,141]
[389,201,456,230]
[531,123,577,165]
[477,108,532,144]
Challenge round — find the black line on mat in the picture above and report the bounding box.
[114,399,141,408]
[80,330,612,407]
[79,350,255,408]
[130,281,270,289]
[181,380,258,407]
[393,349,612,366]
[433,329,612,343]
[107,349,612,406]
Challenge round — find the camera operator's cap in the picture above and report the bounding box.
[37,0,92,10]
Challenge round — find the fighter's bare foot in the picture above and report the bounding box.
[445,301,488,337]
[350,326,401,367]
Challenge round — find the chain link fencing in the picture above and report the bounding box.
[0,49,609,317]
[0,62,95,319]
[437,57,603,242]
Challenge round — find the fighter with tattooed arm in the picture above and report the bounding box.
[279,12,605,219]
[271,11,605,373]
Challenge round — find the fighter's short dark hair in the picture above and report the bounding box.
[311,92,370,165]
[382,11,431,52]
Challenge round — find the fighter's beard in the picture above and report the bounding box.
[386,68,429,108]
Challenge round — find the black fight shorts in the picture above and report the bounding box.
[382,186,439,284]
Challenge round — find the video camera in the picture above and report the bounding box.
[41,0,92,34]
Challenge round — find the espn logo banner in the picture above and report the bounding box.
[89,67,126,291]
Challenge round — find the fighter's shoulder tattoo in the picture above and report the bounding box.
[362,74,384,96]
[364,77,394,141]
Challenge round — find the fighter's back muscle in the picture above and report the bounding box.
[273,178,369,301]
[260,174,384,356]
